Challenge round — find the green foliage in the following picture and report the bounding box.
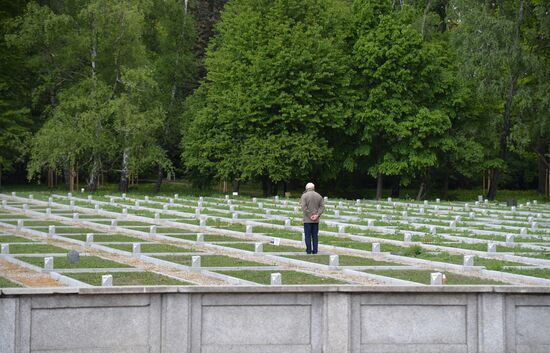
[182,0,354,184]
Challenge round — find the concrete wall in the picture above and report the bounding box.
[1,286,550,353]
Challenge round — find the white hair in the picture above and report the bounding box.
[305,182,315,190]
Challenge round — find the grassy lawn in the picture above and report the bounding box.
[0,277,22,288]
[163,234,244,242]
[216,270,347,285]
[65,271,191,286]
[154,255,270,267]
[282,254,402,266]
[53,227,99,234]
[222,242,304,252]
[502,268,550,279]
[7,244,67,254]
[17,255,132,268]
[363,269,507,285]
[0,235,36,243]
[63,234,145,242]
[105,243,195,253]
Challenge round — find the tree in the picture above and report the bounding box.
[351,1,455,199]
[182,0,354,195]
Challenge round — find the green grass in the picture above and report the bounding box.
[53,227,100,234]
[364,270,507,285]
[154,255,270,267]
[17,255,132,268]
[0,277,22,288]
[105,243,195,253]
[282,254,402,266]
[63,234,145,242]
[65,271,191,286]
[216,270,347,285]
[7,244,67,254]
[222,242,304,252]
[164,234,244,242]
[0,235,35,242]
[502,268,550,279]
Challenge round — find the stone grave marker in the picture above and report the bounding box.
[67,250,80,264]
[430,272,443,285]
[101,275,113,286]
[44,257,54,270]
[270,273,282,285]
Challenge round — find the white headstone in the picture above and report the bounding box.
[372,243,380,253]
[94,204,100,212]
[531,222,538,231]
[329,255,339,267]
[419,207,425,214]
[132,243,141,255]
[196,233,204,242]
[511,206,516,212]
[232,212,238,220]
[324,196,328,201]
[430,272,443,285]
[48,197,53,206]
[200,218,206,229]
[1,200,6,208]
[87,195,93,201]
[169,198,174,205]
[144,196,149,202]
[487,243,497,253]
[225,195,229,200]
[469,212,475,218]
[73,213,79,220]
[275,195,279,201]
[22,203,28,212]
[1,244,9,254]
[270,273,282,285]
[199,196,204,202]
[449,221,456,229]
[334,210,340,217]
[16,219,23,230]
[11,191,16,198]
[429,226,436,235]
[195,208,201,218]
[46,208,51,216]
[506,234,515,245]
[376,204,381,211]
[534,200,538,205]
[122,193,126,199]
[258,202,263,209]
[245,225,253,235]
[403,233,412,244]
[155,212,160,223]
[424,200,428,205]
[135,200,140,207]
[520,227,527,235]
[357,207,362,213]
[294,206,300,213]
[455,216,461,223]
[356,199,361,205]
[149,225,157,235]
[232,192,238,196]
[463,255,474,267]
[48,225,55,237]
[265,209,271,215]
[229,205,235,212]
[69,200,75,208]
[122,208,128,216]
[436,198,440,203]
[67,192,72,198]
[367,220,374,227]
[252,197,257,203]
[174,194,179,198]
[272,238,280,246]
[86,233,94,245]
[254,243,263,253]
[44,257,54,270]
[387,197,392,203]
[284,219,291,228]
[338,225,346,235]
[192,255,201,268]
[110,219,117,229]
[101,275,113,286]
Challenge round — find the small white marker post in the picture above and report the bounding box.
[463,255,474,267]
[372,243,380,253]
[101,275,113,286]
[270,273,282,285]
[192,256,201,269]
[44,257,54,271]
[196,233,204,242]
[329,255,339,269]
[86,233,94,246]
[254,243,263,253]
[430,272,443,285]
[132,243,141,255]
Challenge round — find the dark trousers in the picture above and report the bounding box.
[304,223,319,254]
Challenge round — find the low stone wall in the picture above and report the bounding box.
[2,286,550,353]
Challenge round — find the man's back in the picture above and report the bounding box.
[300,190,324,223]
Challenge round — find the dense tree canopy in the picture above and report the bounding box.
[1,0,549,199]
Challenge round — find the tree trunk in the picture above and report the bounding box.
[272,181,278,196]
[119,148,129,193]
[416,183,425,201]
[261,176,269,197]
[232,178,240,193]
[87,159,99,192]
[442,170,450,200]
[63,159,70,191]
[391,176,400,198]
[487,168,499,201]
[375,173,383,200]
[154,165,163,193]
[0,165,2,189]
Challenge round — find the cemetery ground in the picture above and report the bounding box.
[1,190,550,288]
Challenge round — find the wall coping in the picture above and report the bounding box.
[2,285,550,296]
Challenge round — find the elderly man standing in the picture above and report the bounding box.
[300,182,325,254]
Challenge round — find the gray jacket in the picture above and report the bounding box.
[300,190,325,223]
